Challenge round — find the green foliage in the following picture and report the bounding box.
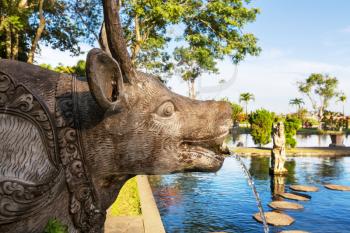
[0,0,31,60]
[0,0,102,61]
[239,92,255,103]
[109,177,141,216]
[321,111,347,131]
[289,98,304,111]
[337,92,347,115]
[338,93,347,103]
[173,0,261,95]
[239,92,255,114]
[284,116,302,148]
[2,0,260,86]
[40,60,86,76]
[44,219,68,233]
[298,73,344,121]
[303,117,319,128]
[120,0,185,80]
[221,98,245,124]
[249,109,274,146]
[230,102,244,124]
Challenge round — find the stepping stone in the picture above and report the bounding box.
[290,185,319,192]
[278,192,310,201]
[253,211,294,226]
[324,184,350,191]
[279,231,310,233]
[268,201,304,210]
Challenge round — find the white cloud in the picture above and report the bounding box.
[35,43,94,67]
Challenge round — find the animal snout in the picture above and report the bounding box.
[212,100,233,133]
[180,99,233,140]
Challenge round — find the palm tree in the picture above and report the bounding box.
[239,92,255,115]
[289,98,304,113]
[337,94,347,116]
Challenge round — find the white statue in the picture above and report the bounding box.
[271,122,288,174]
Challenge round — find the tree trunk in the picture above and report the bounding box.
[27,0,45,64]
[131,14,141,65]
[189,79,196,99]
[11,28,19,60]
[5,28,12,59]
[318,107,324,130]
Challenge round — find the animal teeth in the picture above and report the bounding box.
[220,142,230,154]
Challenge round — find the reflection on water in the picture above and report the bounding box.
[270,175,286,201]
[150,157,350,233]
[230,134,350,147]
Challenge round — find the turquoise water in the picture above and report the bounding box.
[149,156,350,233]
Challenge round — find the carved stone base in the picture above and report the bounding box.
[329,134,345,147]
[269,167,288,175]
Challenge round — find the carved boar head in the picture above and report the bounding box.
[86,49,232,175]
[82,0,233,176]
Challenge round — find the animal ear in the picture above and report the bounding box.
[86,48,125,111]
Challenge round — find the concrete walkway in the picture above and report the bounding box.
[104,216,144,233]
[104,176,165,233]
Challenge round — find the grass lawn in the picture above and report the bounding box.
[237,127,350,135]
[232,146,350,157]
[108,177,141,216]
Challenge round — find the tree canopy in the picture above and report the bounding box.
[0,0,102,62]
[297,73,345,122]
[119,0,183,77]
[174,0,261,98]
[1,0,260,93]
[284,116,302,148]
[239,92,255,115]
[40,59,86,76]
[289,98,304,110]
[249,109,274,146]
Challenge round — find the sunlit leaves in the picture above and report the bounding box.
[175,0,261,88]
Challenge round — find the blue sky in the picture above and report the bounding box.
[36,0,350,114]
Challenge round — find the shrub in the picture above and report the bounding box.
[303,117,319,128]
[321,110,347,131]
[249,109,275,146]
[230,102,244,124]
[284,116,302,148]
[221,98,245,125]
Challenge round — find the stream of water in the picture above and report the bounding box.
[231,153,269,233]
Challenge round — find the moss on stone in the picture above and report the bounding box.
[109,177,141,216]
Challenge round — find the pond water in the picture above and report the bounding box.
[231,134,350,147]
[149,156,350,233]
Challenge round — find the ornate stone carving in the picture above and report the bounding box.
[55,76,104,233]
[0,71,63,224]
[0,3,233,230]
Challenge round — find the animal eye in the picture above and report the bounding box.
[157,101,175,117]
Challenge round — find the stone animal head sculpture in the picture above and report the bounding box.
[0,1,232,232]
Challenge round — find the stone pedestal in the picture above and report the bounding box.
[329,134,345,147]
[270,148,288,175]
